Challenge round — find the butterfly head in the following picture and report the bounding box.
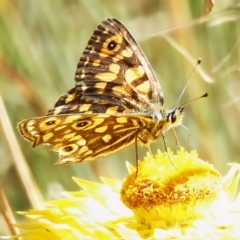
[150,105,184,134]
[165,106,184,129]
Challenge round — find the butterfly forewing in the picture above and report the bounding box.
[48,18,163,116]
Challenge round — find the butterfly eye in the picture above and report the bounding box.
[171,114,176,123]
[107,40,117,50]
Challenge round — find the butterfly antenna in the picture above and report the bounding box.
[181,92,208,108]
[174,58,202,107]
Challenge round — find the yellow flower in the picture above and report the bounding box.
[121,149,221,229]
[5,149,240,239]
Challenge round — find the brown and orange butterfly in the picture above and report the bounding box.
[18,18,185,164]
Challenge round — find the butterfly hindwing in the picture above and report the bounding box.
[18,114,154,163]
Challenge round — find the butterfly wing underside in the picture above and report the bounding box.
[18,18,164,164]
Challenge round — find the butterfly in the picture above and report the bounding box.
[18,18,185,164]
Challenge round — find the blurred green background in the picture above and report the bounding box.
[1,0,240,235]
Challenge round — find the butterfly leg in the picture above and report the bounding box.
[135,127,150,177]
[136,131,152,155]
[148,146,152,155]
[162,133,177,170]
[172,128,180,147]
[134,134,139,178]
[180,124,191,150]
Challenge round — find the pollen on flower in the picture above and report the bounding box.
[120,148,222,228]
